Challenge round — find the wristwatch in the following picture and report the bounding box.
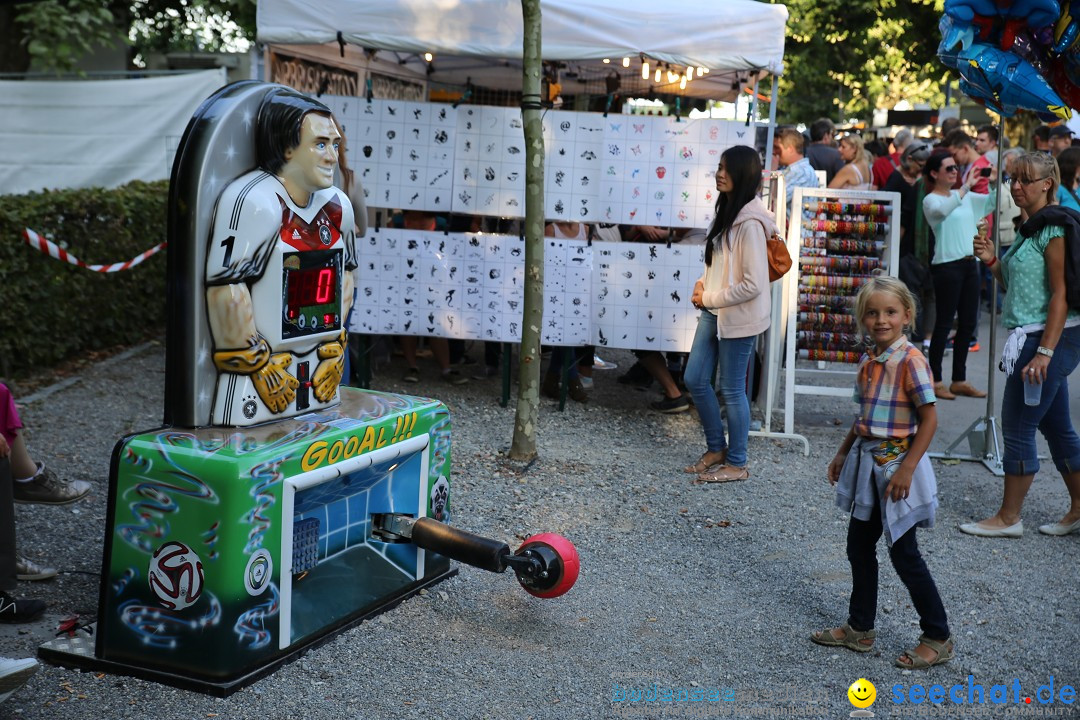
[1036,346,1054,358]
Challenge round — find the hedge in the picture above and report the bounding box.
[0,180,169,379]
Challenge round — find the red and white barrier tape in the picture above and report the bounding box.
[23,228,166,273]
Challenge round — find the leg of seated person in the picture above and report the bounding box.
[638,352,681,400]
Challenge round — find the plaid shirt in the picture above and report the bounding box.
[854,337,936,439]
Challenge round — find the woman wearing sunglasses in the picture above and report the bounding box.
[961,151,1080,538]
[921,153,996,400]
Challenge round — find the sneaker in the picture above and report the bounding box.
[579,376,594,389]
[650,394,691,413]
[0,657,38,704]
[969,342,981,352]
[441,369,469,385]
[402,367,420,383]
[0,592,45,624]
[592,354,618,371]
[454,354,479,367]
[15,555,57,582]
[13,463,90,506]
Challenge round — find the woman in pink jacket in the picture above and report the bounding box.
[685,146,774,483]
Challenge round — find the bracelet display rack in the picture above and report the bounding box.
[781,187,901,448]
[750,171,809,454]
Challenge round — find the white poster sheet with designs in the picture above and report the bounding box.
[323,96,755,228]
[324,96,458,213]
[351,230,703,352]
[590,241,703,351]
[350,229,590,345]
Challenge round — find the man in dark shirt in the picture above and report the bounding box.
[805,118,844,185]
[883,142,933,343]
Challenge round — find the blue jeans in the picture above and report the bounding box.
[1000,325,1080,476]
[683,312,756,467]
[846,484,950,641]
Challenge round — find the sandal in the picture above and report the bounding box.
[809,624,876,653]
[683,451,726,475]
[695,464,749,484]
[894,635,955,669]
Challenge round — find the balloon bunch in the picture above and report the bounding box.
[939,0,1079,120]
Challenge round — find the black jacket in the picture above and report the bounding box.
[1016,205,1080,310]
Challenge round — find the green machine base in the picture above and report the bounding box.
[40,388,456,694]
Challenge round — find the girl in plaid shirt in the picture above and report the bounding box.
[810,276,954,669]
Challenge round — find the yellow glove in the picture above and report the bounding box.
[251,352,299,414]
[311,331,346,403]
[214,338,297,414]
[213,337,271,374]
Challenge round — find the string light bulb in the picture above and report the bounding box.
[697,66,704,77]
[642,61,650,79]
[603,58,610,64]
[424,52,433,62]
[685,67,694,82]
[680,75,687,90]
[622,57,630,67]
[655,68,662,83]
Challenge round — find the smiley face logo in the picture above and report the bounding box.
[847,678,876,709]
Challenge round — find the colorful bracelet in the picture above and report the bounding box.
[985,256,998,268]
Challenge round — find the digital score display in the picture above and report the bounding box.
[288,266,336,308]
[281,249,342,339]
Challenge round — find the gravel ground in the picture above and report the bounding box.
[2,337,1078,720]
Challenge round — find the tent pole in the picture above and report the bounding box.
[764,74,778,163]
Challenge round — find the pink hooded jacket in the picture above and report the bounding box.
[697,196,775,338]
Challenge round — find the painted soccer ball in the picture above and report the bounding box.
[148,541,204,611]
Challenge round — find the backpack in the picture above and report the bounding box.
[1016,205,1080,310]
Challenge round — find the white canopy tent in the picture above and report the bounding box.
[257,0,788,102]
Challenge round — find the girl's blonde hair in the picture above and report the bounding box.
[1013,151,1060,206]
[854,276,917,336]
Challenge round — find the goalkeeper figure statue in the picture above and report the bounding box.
[205,88,356,426]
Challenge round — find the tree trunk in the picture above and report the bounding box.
[0,6,31,74]
[508,0,544,461]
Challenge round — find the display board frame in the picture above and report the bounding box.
[780,187,902,448]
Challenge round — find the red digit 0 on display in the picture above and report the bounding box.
[315,267,334,303]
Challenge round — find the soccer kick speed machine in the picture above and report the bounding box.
[39,82,579,695]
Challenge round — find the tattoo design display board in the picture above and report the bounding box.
[326,96,459,213]
[350,229,591,346]
[350,230,703,351]
[321,95,756,227]
[590,241,702,351]
[781,188,901,439]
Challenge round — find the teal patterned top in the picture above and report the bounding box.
[1001,223,1080,328]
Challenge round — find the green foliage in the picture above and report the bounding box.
[778,0,948,123]
[15,0,125,73]
[127,0,257,55]
[0,181,168,378]
[3,0,257,73]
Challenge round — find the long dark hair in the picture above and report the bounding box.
[706,145,762,266]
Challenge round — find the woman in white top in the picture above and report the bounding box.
[921,152,996,400]
[547,222,588,241]
[829,134,874,191]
